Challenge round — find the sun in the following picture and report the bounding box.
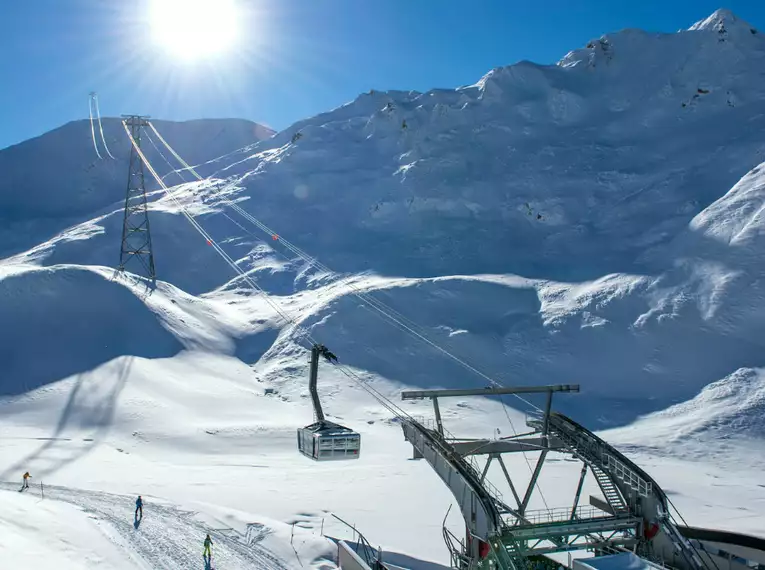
[149,0,240,62]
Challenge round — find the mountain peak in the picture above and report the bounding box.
[688,8,758,35]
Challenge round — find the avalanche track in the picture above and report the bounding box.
[0,482,292,570]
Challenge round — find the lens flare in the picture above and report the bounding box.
[149,0,240,62]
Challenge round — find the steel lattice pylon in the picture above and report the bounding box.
[118,115,156,282]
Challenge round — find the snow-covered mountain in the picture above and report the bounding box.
[10,8,763,425]
[1,9,765,568]
[0,118,274,259]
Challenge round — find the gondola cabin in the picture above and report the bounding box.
[297,420,361,461]
[298,343,361,462]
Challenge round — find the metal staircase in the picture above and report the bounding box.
[400,385,710,570]
[590,464,629,514]
[533,413,707,570]
[529,413,651,503]
[497,539,526,570]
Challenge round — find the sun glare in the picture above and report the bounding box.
[149,0,240,62]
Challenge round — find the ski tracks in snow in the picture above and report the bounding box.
[0,482,291,570]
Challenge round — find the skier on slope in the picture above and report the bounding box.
[135,495,143,519]
[22,471,31,491]
[203,534,214,560]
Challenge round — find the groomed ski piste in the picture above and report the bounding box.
[1,481,319,569]
[2,7,765,569]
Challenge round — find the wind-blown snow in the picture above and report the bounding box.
[624,367,765,435]
[1,8,765,568]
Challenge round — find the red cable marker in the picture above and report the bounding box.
[272,234,279,241]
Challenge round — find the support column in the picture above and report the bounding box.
[308,345,325,422]
[520,450,548,515]
[570,463,588,520]
[497,454,523,510]
[119,114,156,283]
[432,397,444,436]
[542,390,553,443]
[481,455,494,483]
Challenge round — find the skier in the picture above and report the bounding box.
[203,533,214,560]
[135,495,143,519]
[22,471,31,491]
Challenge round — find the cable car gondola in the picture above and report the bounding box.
[297,344,361,461]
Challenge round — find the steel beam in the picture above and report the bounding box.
[542,390,553,440]
[520,450,548,515]
[507,516,640,540]
[590,495,615,516]
[520,538,638,556]
[497,455,523,510]
[481,456,494,483]
[432,397,444,436]
[570,463,588,520]
[121,114,152,121]
[401,385,580,400]
[451,438,563,456]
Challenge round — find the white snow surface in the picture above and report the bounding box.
[2,8,765,568]
[0,482,332,570]
[0,489,136,569]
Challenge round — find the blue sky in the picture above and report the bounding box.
[1,0,763,149]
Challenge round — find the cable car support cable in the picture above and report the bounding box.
[144,121,544,417]
[145,122,552,501]
[145,122,559,507]
[123,121,415,427]
[133,123,720,570]
[93,93,116,159]
[89,96,103,160]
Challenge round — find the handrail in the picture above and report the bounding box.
[544,413,660,501]
[511,505,612,527]
[541,413,710,570]
[417,417,507,507]
[330,514,384,568]
[401,417,504,542]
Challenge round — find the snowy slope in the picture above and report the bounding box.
[0,484,335,569]
[605,367,765,446]
[183,9,765,282]
[1,8,765,567]
[0,345,762,566]
[0,489,137,569]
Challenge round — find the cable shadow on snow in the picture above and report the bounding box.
[0,357,133,482]
[0,266,182,397]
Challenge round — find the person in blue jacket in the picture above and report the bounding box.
[135,496,143,519]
